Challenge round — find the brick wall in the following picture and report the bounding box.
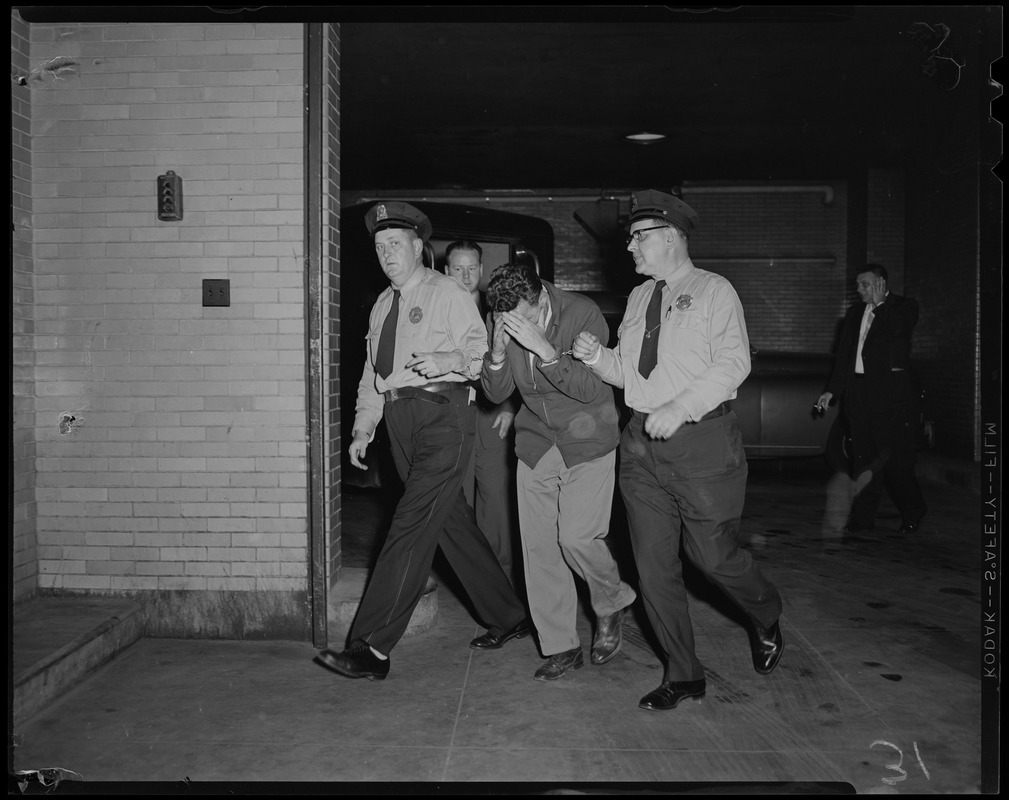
[12,10,38,602]
[25,20,310,637]
[323,26,343,584]
[866,168,906,292]
[477,183,848,354]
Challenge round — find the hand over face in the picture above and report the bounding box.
[501,310,555,362]
[490,312,511,359]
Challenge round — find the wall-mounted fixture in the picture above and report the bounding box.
[157,170,183,221]
[202,279,230,307]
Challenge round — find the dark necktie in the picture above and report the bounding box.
[375,289,400,379]
[637,280,665,378]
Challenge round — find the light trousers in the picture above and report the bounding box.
[517,446,636,656]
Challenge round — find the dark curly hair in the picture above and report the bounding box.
[486,262,542,313]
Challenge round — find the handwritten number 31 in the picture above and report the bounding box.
[870,740,931,785]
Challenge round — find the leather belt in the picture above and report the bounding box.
[632,401,731,424]
[695,402,731,422]
[383,382,469,405]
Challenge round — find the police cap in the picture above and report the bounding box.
[364,201,433,242]
[628,189,698,233]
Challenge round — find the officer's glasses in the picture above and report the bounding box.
[626,225,669,245]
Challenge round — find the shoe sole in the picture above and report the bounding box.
[639,691,705,711]
[314,654,388,681]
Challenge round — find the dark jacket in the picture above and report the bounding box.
[826,291,920,413]
[481,281,619,469]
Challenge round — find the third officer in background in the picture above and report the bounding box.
[445,240,521,585]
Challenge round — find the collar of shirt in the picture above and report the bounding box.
[527,288,554,371]
[390,263,428,296]
[539,288,553,329]
[654,259,694,287]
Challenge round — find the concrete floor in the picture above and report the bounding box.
[11,459,989,792]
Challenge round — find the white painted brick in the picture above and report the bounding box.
[232,562,280,577]
[28,22,310,594]
[137,562,185,576]
[112,576,160,591]
[158,576,207,590]
[208,577,256,591]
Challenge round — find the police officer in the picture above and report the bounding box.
[573,190,784,710]
[445,241,520,584]
[315,202,529,680]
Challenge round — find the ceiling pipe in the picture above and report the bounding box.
[682,184,835,205]
[350,184,835,206]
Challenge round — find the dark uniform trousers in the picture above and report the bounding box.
[351,390,526,655]
[619,410,782,682]
[466,400,519,583]
[847,373,926,526]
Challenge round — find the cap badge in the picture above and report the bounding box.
[376,204,388,221]
[409,306,423,324]
[675,294,693,310]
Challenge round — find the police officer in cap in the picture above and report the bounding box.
[315,202,529,680]
[573,189,784,710]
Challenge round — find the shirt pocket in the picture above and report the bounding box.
[667,308,707,334]
[401,302,438,340]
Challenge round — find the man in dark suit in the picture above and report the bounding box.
[816,264,927,534]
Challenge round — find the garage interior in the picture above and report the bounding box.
[10,6,1000,792]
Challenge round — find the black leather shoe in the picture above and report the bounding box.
[751,619,784,675]
[470,618,532,650]
[314,643,390,680]
[591,609,625,665]
[899,518,921,534]
[534,646,583,681]
[638,679,706,711]
[843,520,875,533]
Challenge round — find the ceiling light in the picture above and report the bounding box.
[625,131,667,145]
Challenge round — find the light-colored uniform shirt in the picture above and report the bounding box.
[353,267,488,440]
[585,264,750,421]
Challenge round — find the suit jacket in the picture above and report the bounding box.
[825,291,920,414]
[481,281,620,470]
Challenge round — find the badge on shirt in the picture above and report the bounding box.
[675,294,693,310]
[409,306,423,324]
